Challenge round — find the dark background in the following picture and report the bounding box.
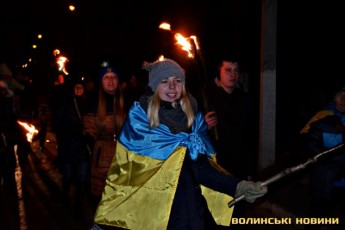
[1,0,343,156]
[1,0,261,77]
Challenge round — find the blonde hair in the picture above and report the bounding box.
[147,85,194,129]
[97,84,126,134]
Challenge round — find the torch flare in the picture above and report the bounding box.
[159,22,218,139]
[17,121,39,143]
[53,49,69,75]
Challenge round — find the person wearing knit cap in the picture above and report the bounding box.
[83,64,126,210]
[98,66,118,82]
[91,58,267,230]
[143,58,185,93]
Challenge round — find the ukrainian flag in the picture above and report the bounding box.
[94,102,234,229]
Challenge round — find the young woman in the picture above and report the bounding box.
[91,59,266,230]
[83,66,126,208]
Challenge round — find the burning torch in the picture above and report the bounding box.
[159,22,218,139]
[17,121,39,143]
[52,49,92,155]
[53,49,69,75]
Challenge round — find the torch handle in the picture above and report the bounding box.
[227,195,245,207]
[227,180,267,207]
[228,166,304,207]
[228,142,345,208]
[213,126,219,141]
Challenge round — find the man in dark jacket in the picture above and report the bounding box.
[203,56,258,226]
[204,56,257,181]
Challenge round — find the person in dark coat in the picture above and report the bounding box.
[203,56,258,225]
[49,73,69,133]
[83,66,126,209]
[55,79,90,219]
[0,80,20,185]
[204,55,257,181]
[91,58,267,230]
[300,86,345,229]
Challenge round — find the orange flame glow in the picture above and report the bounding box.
[159,22,171,31]
[53,49,60,56]
[53,49,69,75]
[158,55,165,61]
[17,121,39,143]
[175,33,194,58]
[158,21,199,59]
[56,56,69,75]
[190,36,200,51]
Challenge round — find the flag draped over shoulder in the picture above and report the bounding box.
[94,102,234,229]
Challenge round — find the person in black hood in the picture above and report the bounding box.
[55,79,90,219]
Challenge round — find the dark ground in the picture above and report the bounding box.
[0,130,95,230]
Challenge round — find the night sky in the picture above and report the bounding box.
[1,1,344,151]
[1,0,261,79]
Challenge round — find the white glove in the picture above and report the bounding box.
[235,180,268,203]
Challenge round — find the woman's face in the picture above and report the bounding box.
[157,76,183,102]
[102,72,119,94]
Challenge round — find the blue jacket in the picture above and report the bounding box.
[302,102,345,155]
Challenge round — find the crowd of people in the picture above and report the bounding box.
[0,63,33,186]
[1,53,344,230]
[91,58,267,230]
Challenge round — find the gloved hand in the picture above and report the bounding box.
[235,180,268,203]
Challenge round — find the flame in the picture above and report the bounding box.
[158,55,165,61]
[17,121,39,143]
[190,36,200,51]
[56,56,69,75]
[53,49,69,75]
[53,49,60,56]
[159,22,171,31]
[175,33,194,58]
[158,22,198,59]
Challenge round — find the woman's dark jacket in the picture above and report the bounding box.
[139,93,239,230]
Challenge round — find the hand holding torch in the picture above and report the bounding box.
[228,142,345,207]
